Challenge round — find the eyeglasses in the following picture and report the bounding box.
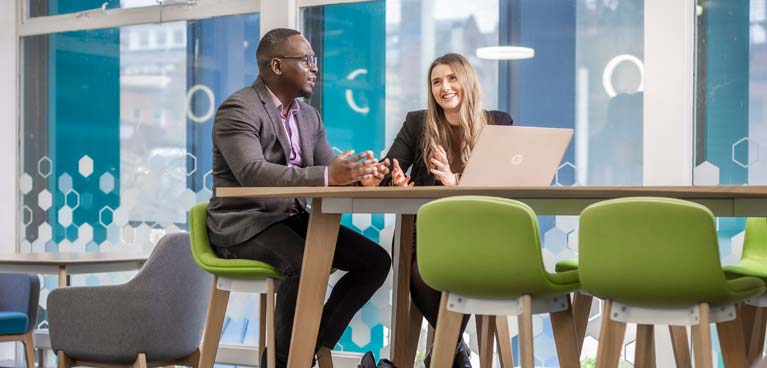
[275,55,318,68]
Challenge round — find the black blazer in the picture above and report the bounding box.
[381,110,513,186]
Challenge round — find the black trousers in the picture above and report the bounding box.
[214,211,391,367]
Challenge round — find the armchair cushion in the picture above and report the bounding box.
[0,312,28,335]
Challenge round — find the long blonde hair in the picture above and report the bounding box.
[422,53,489,171]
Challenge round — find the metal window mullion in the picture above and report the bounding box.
[297,0,375,8]
[161,0,260,23]
[18,0,262,37]
[18,6,162,36]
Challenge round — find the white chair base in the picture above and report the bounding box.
[433,292,579,368]
[596,300,746,368]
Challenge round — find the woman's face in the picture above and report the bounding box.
[430,63,463,114]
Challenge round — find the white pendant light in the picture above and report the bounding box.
[476,46,535,60]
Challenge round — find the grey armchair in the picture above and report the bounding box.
[48,233,212,368]
[0,273,40,368]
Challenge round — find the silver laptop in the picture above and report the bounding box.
[459,125,574,187]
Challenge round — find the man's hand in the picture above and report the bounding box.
[390,158,414,187]
[359,158,391,187]
[429,145,459,186]
[328,150,379,186]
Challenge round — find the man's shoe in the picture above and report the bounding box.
[260,347,289,368]
[452,341,472,368]
[423,340,472,368]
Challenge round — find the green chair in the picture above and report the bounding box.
[189,202,282,368]
[578,197,765,368]
[723,217,767,364]
[417,196,581,368]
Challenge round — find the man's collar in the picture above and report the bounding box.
[265,84,301,116]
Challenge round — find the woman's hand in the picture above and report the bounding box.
[391,158,415,187]
[429,145,459,186]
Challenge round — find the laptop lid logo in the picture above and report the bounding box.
[511,154,524,165]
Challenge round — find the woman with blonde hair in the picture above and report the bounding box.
[374,53,513,367]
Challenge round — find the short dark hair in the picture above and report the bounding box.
[256,28,302,71]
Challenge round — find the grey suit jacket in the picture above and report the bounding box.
[207,77,335,247]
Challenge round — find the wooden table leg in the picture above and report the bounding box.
[57,266,68,288]
[635,324,655,368]
[572,292,593,355]
[286,199,341,368]
[391,214,416,367]
[477,315,495,368]
[717,318,746,368]
[669,326,692,368]
[403,301,424,367]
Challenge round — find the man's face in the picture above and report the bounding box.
[274,35,318,98]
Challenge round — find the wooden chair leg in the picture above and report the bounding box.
[267,278,276,368]
[595,300,627,368]
[550,295,579,368]
[741,304,757,358]
[259,293,267,364]
[691,303,713,368]
[477,315,494,368]
[56,351,73,368]
[669,326,692,368]
[494,316,514,368]
[177,348,202,368]
[634,324,655,368]
[199,276,231,368]
[432,292,464,368]
[132,353,148,368]
[190,348,202,368]
[572,292,593,355]
[426,325,435,349]
[518,294,534,368]
[749,307,767,365]
[21,330,35,368]
[717,317,747,368]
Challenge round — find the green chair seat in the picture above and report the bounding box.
[725,261,767,280]
[725,275,766,297]
[189,202,281,280]
[417,196,580,299]
[555,259,579,273]
[723,217,767,282]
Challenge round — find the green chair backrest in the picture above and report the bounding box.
[188,202,281,279]
[743,217,767,262]
[579,197,730,307]
[416,196,556,298]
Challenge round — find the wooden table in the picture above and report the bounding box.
[0,252,147,288]
[216,185,767,367]
[0,252,148,366]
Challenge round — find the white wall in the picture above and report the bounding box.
[0,0,17,254]
[643,0,695,185]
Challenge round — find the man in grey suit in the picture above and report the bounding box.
[207,28,392,367]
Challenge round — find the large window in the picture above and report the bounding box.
[693,0,766,296]
[19,7,260,351]
[694,0,767,186]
